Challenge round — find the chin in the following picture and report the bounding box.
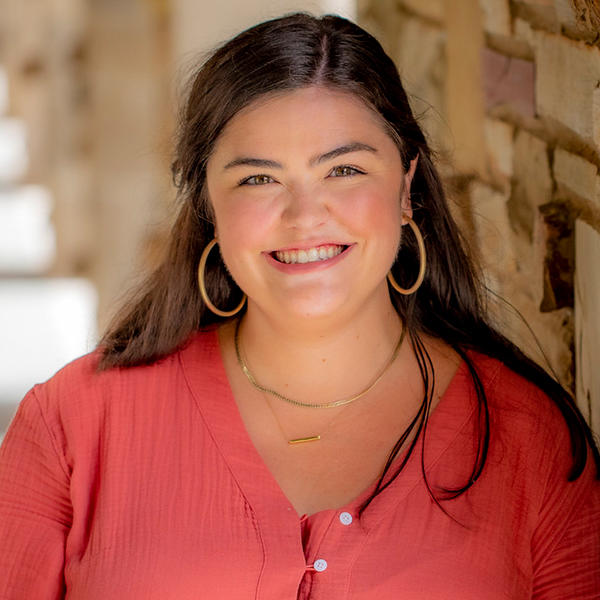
[274,293,354,322]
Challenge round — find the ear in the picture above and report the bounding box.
[401,154,419,223]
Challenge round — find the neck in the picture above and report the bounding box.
[231,297,405,403]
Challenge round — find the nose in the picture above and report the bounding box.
[281,186,329,230]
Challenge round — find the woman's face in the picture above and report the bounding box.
[205,86,416,324]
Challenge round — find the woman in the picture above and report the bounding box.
[0,12,598,599]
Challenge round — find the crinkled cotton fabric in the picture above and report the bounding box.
[0,327,598,599]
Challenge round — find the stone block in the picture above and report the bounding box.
[514,18,536,49]
[472,181,573,385]
[575,219,600,431]
[554,147,600,207]
[394,16,447,149]
[446,0,487,176]
[555,0,600,39]
[504,131,550,311]
[400,0,444,23]
[359,0,404,58]
[482,47,536,119]
[509,130,552,240]
[534,31,600,149]
[539,201,574,311]
[513,0,560,32]
[484,118,514,183]
[494,303,574,390]
[479,0,512,35]
[470,181,515,282]
[554,0,580,28]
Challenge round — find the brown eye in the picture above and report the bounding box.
[240,174,274,186]
[329,165,363,178]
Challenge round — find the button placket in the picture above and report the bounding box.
[313,558,328,572]
[339,511,353,526]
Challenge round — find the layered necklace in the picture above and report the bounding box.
[234,319,407,444]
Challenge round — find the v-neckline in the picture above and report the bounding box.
[179,327,483,532]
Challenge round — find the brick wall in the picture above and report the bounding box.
[359,0,600,432]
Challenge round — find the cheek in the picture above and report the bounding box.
[211,196,278,270]
[332,181,403,239]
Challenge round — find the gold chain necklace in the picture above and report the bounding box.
[234,319,407,443]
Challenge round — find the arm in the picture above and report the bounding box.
[0,388,71,599]
[532,444,600,599]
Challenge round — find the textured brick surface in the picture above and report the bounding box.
[479,0,512,35]
[554,148,600,206]
[485,118,514,183]
[554,0,580,28]
[509,130,552,239]
[575,220,600,432]
[471,182,515,280]
[555,0,600,39]
[446,0,487,176]
[514,0,560,32]
[482,47,536,119]
[534,31,600,148]
[360,0,600,408]
[400,0,444,23]
[393,16,447,150]
[540,201,575,311]
[514,17,535,47]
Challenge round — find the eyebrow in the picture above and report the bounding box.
[222,141,378,170]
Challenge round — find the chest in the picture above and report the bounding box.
[228,381,424,516]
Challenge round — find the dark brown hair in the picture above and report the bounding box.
[98,13,598,515]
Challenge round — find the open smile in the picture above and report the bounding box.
[272,244,348,264]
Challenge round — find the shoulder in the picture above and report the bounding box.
[27,326,220,435]
[465,352,598,489]
[467,351,568,436]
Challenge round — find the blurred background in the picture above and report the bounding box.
[0,0,599,438]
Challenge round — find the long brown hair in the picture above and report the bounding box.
[98,13,598,515]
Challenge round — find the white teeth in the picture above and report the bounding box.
[275,244,345,264]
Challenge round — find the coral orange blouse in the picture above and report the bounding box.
[0,328,598,599]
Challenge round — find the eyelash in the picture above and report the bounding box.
[237,165,366,186]
[329,165,365,178]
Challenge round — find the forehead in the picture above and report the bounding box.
[211,86,393,155]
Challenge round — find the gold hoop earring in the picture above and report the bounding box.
[198,238,247,317]
[387,216,426,295]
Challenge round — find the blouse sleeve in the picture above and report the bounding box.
[0,387,72,599]
[531,439,600,599]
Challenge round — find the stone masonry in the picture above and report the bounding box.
[359,0,600,432]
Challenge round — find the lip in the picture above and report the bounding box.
[264,243,355,273]
[268,240,351,253]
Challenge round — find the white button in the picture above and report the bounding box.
[313,559,328,572]
[339,511,353,526]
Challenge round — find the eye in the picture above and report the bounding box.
[329,165,365,178]
[238,174,275,186]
